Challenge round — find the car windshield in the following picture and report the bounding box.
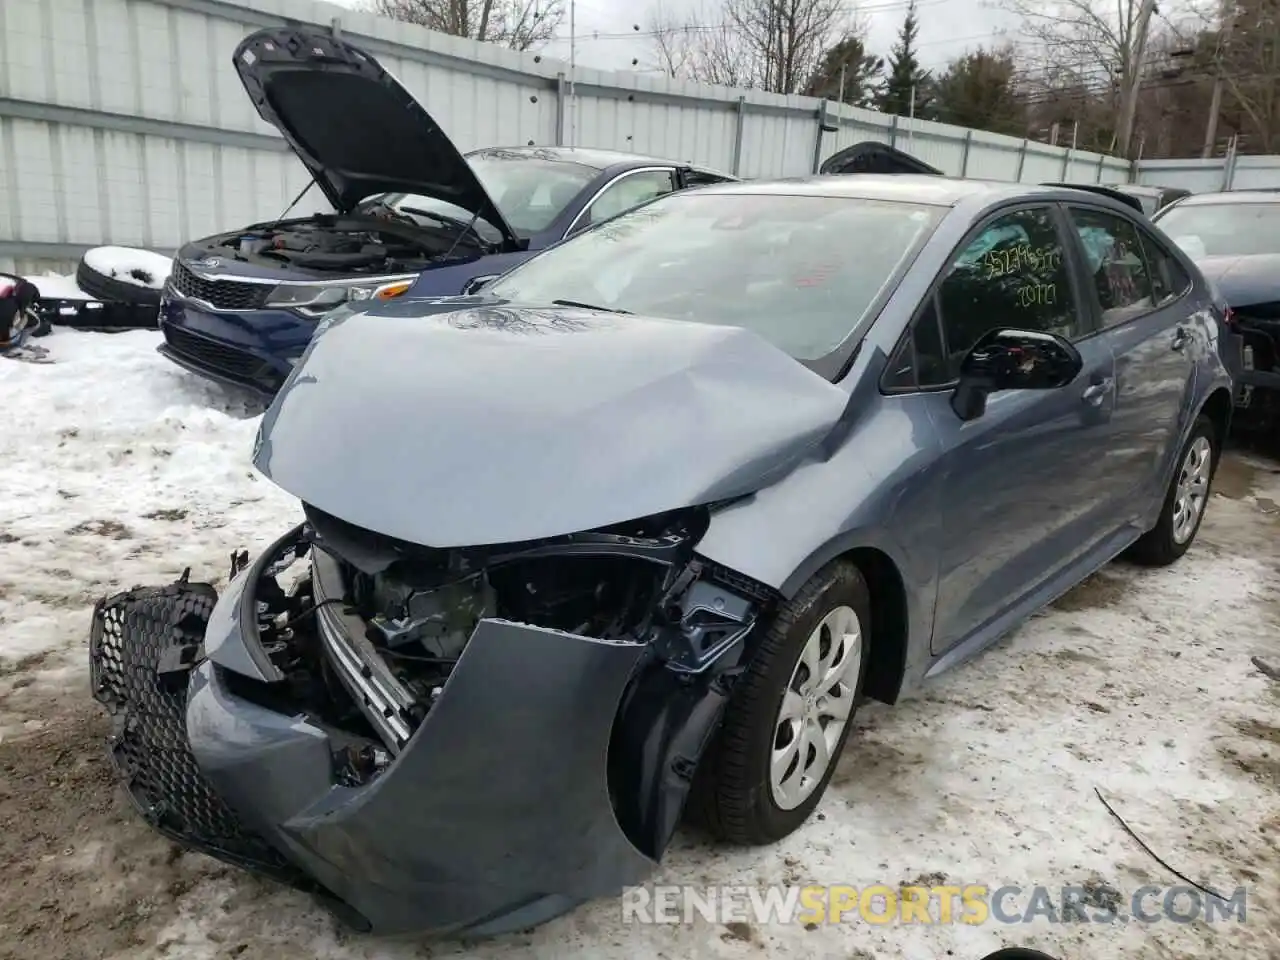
[360,192,508,246]
[1155,201,1280,258]
[470,156,600,236]
[486,191,945,360]
[359,157,600,243]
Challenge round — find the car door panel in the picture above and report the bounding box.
[1065,206,1199,516]
[927,335,1116,653]
[900,204,1117,655]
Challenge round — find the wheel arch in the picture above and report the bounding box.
[1200,386,1233,456]
[780,539,912,707]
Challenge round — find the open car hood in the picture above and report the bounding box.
[252,300,851,548]
[233,26,520,247]
[819,141,944,176]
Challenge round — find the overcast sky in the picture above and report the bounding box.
[540,0,1021,74]
[330,0,1024,76]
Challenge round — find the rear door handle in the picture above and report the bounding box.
[1171,326,1191,351]
[1082,377,1114,406]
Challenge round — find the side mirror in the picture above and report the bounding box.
[461,274,499,296]
[951,328,1083,422]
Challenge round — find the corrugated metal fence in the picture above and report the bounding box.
[1,0,1275,274]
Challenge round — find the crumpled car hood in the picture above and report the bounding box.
[252,300,850,547]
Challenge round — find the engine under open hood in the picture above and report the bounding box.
[252,301,850,548]
[233,26,520,248]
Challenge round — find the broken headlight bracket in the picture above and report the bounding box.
[655,568,760,674]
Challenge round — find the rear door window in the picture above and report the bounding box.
[1067,207,1157,327]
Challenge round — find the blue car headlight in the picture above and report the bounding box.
[264,277,417,318]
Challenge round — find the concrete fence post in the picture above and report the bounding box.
[889,115,899,149]
[731,96,746,176]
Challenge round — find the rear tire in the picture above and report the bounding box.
[693,560,871,845]
[1128,414,1216,566]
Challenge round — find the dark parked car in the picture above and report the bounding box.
[1153,190,1280,430]
[156,24,733,399]
[92,175,1232,939]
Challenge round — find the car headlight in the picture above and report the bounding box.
[264,278,416,317]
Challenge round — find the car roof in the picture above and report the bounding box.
[682,174,1130,208]
[466,145,701,171]
[1169,190,1280,206]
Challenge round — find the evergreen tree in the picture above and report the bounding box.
[878,0,933,119]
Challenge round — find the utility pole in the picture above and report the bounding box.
[1116,0,1158,158]
[1203,0,1236,157]
[568,0,576,147]
[838,62,847,105]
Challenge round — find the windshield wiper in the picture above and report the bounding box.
[550,299,631,314]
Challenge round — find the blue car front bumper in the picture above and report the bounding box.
[87,526,678,938]
[157,294,312,399]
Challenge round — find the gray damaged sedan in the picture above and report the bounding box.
[90,174,1233,938]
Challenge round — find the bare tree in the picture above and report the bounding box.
[1005,0,1168,153]
[369,0,564,51]
[647,1,755,85]
[645,0,846,93]
[1213,0,1280,153]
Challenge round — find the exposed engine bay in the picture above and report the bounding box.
[188,202,493,275]
[231,505,773,783]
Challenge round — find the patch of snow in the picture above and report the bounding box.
[23,272,97,302]
[81,246,173,289]
[0,327,294,677]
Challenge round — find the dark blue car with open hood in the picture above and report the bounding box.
[157,24,735,398]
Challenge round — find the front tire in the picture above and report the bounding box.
[693,560,871,845]
[1128,414,1216,566]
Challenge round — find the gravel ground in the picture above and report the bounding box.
[1,330,1277,960]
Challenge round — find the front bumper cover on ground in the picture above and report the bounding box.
[87,526,749,937]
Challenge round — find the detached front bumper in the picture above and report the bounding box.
[89,530,673,938]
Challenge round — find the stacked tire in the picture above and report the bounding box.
[40,246,172,331]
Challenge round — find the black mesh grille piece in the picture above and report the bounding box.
[169,261,271,311]
[88,582,304,882]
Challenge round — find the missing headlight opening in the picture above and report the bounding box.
[236,505,769,783]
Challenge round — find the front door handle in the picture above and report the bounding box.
[1082,377,1114,406]
[1171,326,1191,352]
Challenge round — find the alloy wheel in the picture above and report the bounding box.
[769,605,861,811]
[1172,435,1212,545]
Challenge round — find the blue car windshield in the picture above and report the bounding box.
[361,158,600,242]
[486,191,945,361]
[469,156,600,236]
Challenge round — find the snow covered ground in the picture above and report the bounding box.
[1,325,1278,960]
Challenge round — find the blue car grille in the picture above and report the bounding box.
[169,261,271,311]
